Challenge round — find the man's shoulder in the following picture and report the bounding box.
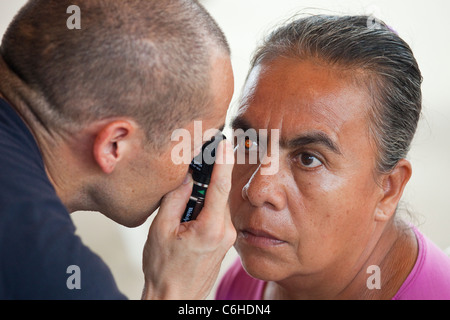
[0,98,57,207]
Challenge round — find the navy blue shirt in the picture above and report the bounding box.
[0,98,127,299]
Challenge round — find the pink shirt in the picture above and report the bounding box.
[216,227,450,300]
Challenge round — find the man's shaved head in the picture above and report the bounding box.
[0,0,230,146]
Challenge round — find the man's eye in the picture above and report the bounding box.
[297,153,322,168]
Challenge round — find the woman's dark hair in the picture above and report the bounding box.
[250,15,422,174]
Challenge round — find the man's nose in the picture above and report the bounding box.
[241,164,287,211]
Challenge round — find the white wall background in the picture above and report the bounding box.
[1,0,449,299]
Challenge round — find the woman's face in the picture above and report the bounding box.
[230,57,386,283]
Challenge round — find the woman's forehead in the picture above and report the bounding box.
[236,58,370,141]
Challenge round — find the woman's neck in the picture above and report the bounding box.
[264,219,418,300]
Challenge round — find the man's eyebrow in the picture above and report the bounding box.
[282,131,342,155]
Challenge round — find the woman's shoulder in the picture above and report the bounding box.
[393,226,450,300]
[215,257,266,300]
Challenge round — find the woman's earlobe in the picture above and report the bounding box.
[374,206,390,222]
[375,159,412,222]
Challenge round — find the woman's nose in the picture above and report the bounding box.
[241,164,287,211]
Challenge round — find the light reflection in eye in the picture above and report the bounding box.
[245,138,254,150]
[242,137,258,152]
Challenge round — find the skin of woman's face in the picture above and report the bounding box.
[230,57,388,286]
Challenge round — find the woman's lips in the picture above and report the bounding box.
[239,227,286,248]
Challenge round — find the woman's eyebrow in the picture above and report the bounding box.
[282,131,342,155]
[231,116,341,154]
[230,115,252,131]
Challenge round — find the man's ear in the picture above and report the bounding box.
[92,120,135,174]
[375,159,412,222]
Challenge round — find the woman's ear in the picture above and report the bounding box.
[92,120,135,174]
[375,159,412,222]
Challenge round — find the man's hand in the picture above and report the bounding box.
[141,140,236,300]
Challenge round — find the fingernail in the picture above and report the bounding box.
[182,173,192,185]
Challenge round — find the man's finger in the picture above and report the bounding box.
[198,139,234,226]
[154,173,193,231]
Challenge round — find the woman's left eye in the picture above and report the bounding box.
[297,153,322,168]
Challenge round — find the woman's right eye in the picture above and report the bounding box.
[244,137,257,151]
[236,137,258,152]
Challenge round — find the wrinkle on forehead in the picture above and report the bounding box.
[235,58,369,139]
